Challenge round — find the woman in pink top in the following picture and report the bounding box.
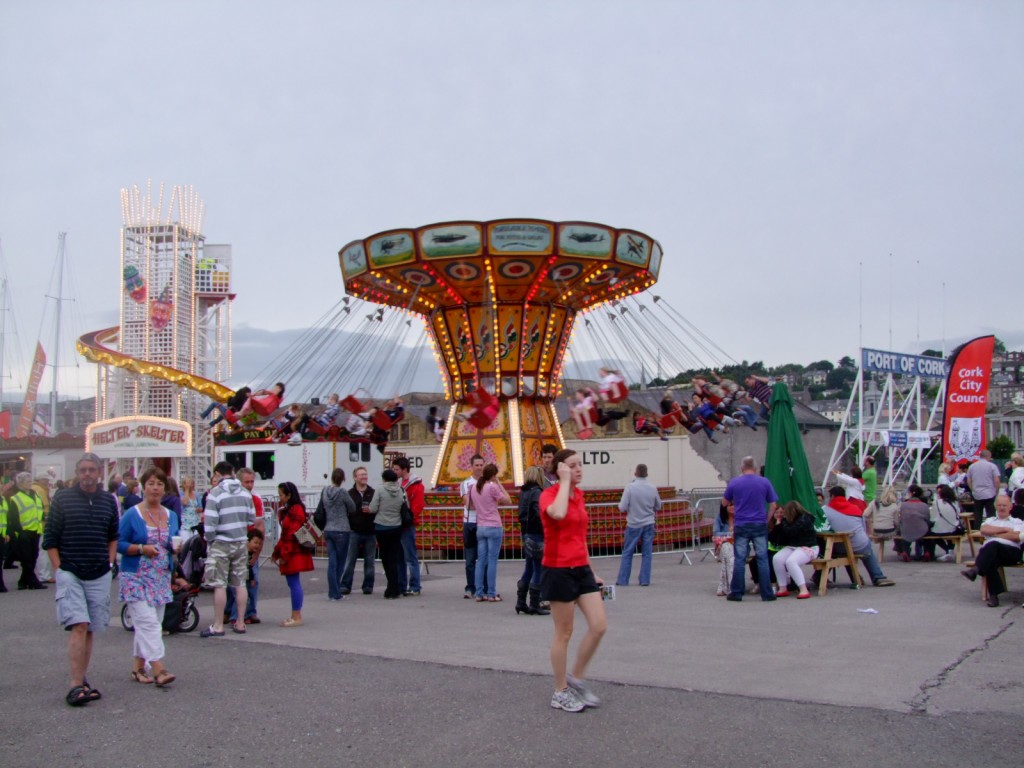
[470,464,511,602]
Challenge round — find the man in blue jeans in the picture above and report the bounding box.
[724,456,777,602]
[459,455,485,599]
[393,457,424,596]
[615,464,662,586]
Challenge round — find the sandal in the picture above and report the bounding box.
[130,670,154,684]
[81,680,102,701]
[231,624,247,634]
[154,671,176,688]
[487,595,503,602]
[65,685,91,707]
[279,618,303,627]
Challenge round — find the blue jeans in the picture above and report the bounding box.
[731,522,773,600]
[397,526,421,593]
[519,533,544,590]
[734,404,759,428]
[226,561,259,621]
[463,522,478,594]
[341,532,376,593]
[474,526,503,598]
[616,524,655,586]
[325,530,350,600]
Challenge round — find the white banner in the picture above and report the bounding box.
[86,417,192,458]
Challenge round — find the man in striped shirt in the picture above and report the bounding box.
[42,452,120,707]
[200,461,256,637]
[743,374,774,421]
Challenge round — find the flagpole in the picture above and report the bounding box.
[49,233,66,435]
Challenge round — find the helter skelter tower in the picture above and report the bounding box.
[96,182,233,480]
[338,219,662,487]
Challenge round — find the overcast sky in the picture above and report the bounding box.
[2,1,1021,398]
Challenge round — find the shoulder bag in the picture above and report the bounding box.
[294,511,323,551]
[399,490,414,529]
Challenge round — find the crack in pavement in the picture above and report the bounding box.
[908,615,1015,714]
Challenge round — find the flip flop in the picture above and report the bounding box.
[231,625,247,634]
[199,626,226,638]
[279,618,303,627]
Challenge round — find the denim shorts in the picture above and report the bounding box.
[203,540,248,588]
[540,565,600,603]
[55,568,112,632]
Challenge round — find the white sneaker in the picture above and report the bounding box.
[937,553,955,562]
[287,434,302,445]
[566,674,602,708]
[550,687,585,713]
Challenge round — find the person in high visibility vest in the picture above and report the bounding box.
[0,493,8,592]
[10,472,46,590]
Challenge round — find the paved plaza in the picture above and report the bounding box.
[2,550,1021,767]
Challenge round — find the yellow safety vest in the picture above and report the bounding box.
[0,503,6,537]
[11,491,44,533]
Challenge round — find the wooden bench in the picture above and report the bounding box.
[964,559,1024,601]
[810,531,864,596]
[873,533,973,565]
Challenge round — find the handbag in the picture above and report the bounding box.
[399,491,414,528]
[294,515,323,550]
[313,491,327,531]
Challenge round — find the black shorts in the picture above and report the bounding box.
[540,565,600,603]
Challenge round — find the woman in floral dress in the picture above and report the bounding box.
[117,466,180,687]
[179,476,201,533]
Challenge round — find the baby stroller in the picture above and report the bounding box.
[121,530,204,634]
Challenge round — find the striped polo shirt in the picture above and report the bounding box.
[42,485,120,581]
[204,478,256,543]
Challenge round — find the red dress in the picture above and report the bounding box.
[272,503,314,576]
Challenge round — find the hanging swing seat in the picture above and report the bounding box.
[601,380,628,403]
[341,390,371,415]
[464,388,499,429]
[659,413,680,430]
[467,402,499,429]
[371,409,404,431]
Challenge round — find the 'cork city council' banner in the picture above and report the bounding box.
[86,416,192,458]
[941,335,995,463]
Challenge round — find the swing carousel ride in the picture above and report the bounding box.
[335,220,662,485]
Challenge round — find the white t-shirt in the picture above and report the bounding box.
[981,515,1024,549]
[460,477,477,524]
[1008,467,1024,495]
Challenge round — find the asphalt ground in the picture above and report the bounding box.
[2,549,1022,768]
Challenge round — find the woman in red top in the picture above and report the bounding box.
[539,448,608,713]
[271,481,313,627]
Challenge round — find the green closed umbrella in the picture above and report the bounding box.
[763,382,826,529]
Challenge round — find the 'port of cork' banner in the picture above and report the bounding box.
[86,416,192,458]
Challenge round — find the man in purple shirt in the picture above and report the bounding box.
[723,456,778,602]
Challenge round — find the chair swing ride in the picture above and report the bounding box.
[211,218,744,489]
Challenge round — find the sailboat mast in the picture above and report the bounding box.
[0,273,6,408]
[49,233,66,434]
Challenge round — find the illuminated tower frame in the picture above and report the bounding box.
[101,182,233,480]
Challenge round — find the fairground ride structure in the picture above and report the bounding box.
[337,219,663,487]
[77,183,234,481]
